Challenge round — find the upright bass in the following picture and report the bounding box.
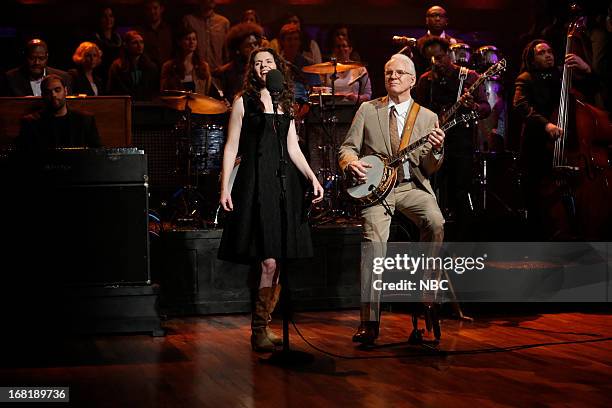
[550,14,612,240]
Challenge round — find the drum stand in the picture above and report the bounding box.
[170,103,206,228]
[311,59,359,225]
[474,151,521,217]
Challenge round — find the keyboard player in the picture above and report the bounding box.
[16,74,102,152]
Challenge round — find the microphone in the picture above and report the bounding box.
[265,69,284,113]
[392,36,417,46]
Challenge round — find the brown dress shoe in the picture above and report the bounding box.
[352,321,379,344]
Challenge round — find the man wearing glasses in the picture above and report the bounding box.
[1,39,71,97]
[339,54,446,345]
[413,6,459,77]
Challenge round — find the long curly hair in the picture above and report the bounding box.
[226,22,264,55]
[242,47,294,115]
[520,39,553,73]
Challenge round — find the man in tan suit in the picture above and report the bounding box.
[339,53,445,345]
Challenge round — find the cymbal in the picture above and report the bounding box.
[160,90,228,115]
[302,60,365,74]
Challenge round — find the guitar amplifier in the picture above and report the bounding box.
[1,148,150,286]
[28,147,148,184]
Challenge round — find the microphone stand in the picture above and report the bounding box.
[264,90,314,366]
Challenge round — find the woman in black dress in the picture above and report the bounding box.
[218,48,323,352]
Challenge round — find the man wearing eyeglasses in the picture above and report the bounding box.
[1,39,71,97]
[413,6,459,77]
[339,54,446,345]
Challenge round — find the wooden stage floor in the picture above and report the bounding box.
[1,309,611,407]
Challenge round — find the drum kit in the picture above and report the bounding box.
[159,90,229,227]
[155,46,522,228]
[449,44,508,151]
[301,58,367,224]
[446,44,523,218]
[158,58,369,228]
[449,43,472,67]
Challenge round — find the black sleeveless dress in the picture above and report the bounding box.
[218,94,313,264]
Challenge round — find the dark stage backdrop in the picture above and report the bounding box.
[1,0,540,82]
[0,0,581,149]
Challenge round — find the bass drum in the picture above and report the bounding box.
[191,123,225,174]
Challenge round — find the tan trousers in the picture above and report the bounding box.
[360,182,445,321]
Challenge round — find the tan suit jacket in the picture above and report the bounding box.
[338,95,443,196]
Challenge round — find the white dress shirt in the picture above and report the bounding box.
[427,30,457,44]
[29,68,46,96]
[387,98,412,180]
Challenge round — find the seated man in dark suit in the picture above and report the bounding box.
[2,39,71,96]
[16,74,102,152]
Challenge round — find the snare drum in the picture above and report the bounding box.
[191,124,225,174]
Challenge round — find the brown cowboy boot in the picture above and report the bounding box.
[352,303,380,345]
[251,287,275,352]
[265,284,283,346]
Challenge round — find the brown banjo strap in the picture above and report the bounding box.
[399,102,421,150]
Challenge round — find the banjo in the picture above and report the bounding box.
[345,111,479,206]
[438,58,506,124]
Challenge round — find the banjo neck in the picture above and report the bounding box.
[439,58,507,125]
[388,112,475,168]
[345,110,478,207]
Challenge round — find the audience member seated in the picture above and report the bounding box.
[278,23,321,121]
[107,31,159,101]
[2,39,71,97]
[214,22,263,102]
[270,12,322,64]
[241,9,261,25]
[325,25,361,61]
[68,42,104,96]
[93,6,123,85]
[322,37,371,103]
[16,74,101,152]
[240,9,270,47]
[183,0,230,70]
[160,25,215,96]
[135,0,173,70]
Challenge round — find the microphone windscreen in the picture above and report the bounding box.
[265,69,284,94]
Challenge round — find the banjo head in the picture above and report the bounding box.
[346,155,387,199]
